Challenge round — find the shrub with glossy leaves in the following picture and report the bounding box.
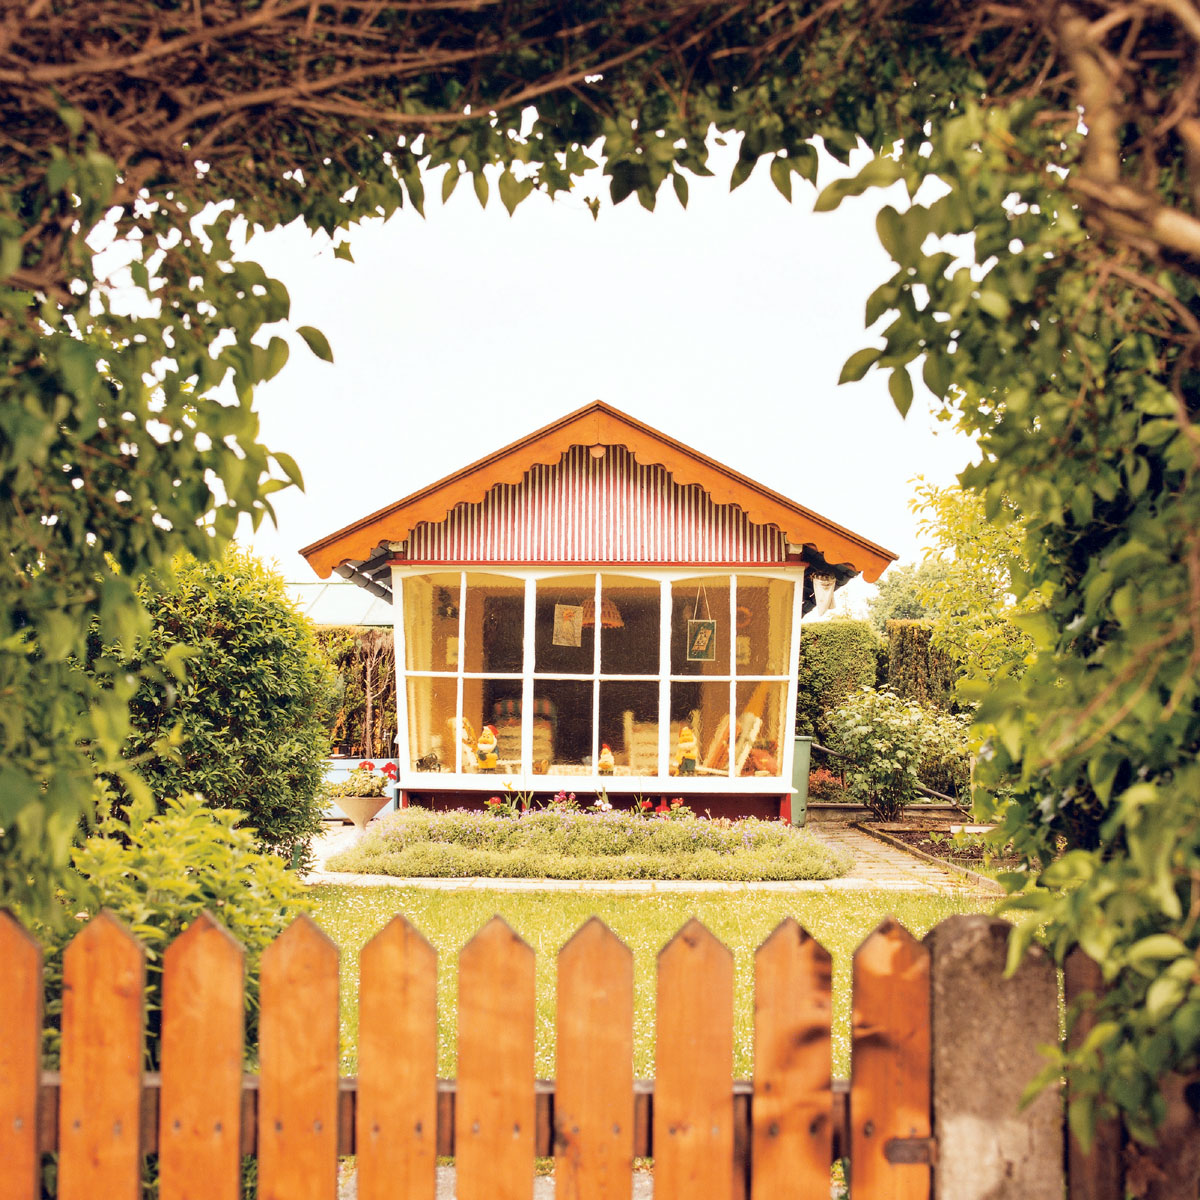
[104,549,336,868]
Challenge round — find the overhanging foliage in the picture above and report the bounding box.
[3,1,1200,1171]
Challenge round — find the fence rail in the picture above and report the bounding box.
[0,909,1123,1200]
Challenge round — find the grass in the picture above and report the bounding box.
[327,808,853,881]
[309,884,997,1080]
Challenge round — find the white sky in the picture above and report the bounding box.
[235,139,975,599]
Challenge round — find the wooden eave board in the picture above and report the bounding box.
[300,401,896,582]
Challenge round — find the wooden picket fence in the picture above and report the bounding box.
[0,909,1123,1200]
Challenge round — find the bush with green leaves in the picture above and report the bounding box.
[795,619,886,743]
[827,688,929,820]
[916,708,972,801]
[328,808,852,881]
[104,550,336,868]
[38,793,310,1071]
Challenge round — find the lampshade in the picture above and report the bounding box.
[581,596,624,628]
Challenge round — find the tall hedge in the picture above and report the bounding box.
[885,619,958,712]
[108,550,336,866]
[795,619,885,742]
[315,626,398,758]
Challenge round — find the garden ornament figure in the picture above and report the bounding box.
[477,724,499,772]
[672,726,698,776]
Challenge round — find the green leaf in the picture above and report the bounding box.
[296,326,333,363]
[838,347,881,384]
[442,167,461,203]
[769,156,792,202]
[333,241,354,263]
[671,171,689,208]
[473,171,489,208]
[498,168,520,216]
[888,366,914,417]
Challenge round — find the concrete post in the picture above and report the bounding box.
[926,915,1063,1200]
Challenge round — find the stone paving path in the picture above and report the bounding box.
[305,810,977,895]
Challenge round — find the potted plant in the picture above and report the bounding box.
[326,761,396,833]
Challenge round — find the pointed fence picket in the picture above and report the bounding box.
[57,910,145,1200]
[258,915,340,1200]
[556,917,634,1200]
[357,914,437,1200]
[655,918,734,1200]
[752,917,832,1200]
[0,909,1129,1199]
[159,911,245,1200]
[457,916,535,1200]
[0,912,40,1200]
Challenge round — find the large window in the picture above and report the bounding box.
[399,569,797,785]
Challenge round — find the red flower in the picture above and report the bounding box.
[381,762,399,780]
[486,797,502,807]
[359,761,376,772]
[638,799,652,811]
[655,801,671,815]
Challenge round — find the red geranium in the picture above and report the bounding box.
[381,762,399,780]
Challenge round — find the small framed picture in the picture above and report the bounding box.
[687,619,717,661]
[553,603,583,647]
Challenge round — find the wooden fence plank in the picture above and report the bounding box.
[358,914,437,1200]
[1064,949,1124,1200]
[752,918,832,1200]
[927,915,1062,1199]
[258,915,339,1200]
[58,911,146,1200]
[457,916,535,1200]
[655,919,733,1200]
[159,912,245,1200]
[850,917,930,1200]
[0,911,41,1200]
[556,918,633,1200]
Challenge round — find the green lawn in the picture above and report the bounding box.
[309,884,997,1079]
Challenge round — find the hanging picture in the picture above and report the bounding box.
[552,603,583,647]
[687,618,717,661]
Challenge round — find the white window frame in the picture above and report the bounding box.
[392,564,806,793]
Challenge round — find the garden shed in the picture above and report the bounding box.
[301,402,895,818]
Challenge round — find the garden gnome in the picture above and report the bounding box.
[672,726,698,775]
[477,724,499,771]
[598,743,614,775]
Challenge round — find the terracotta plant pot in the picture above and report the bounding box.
[332,793,390,834]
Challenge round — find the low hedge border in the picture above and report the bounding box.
[327,809,853,882]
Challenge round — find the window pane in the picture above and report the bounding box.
[406,676,457,772]
[534,680,592,771]
[534,576,595,674]
[599,681,659,776]
[402,573,460,672]
[735,578,794,676]
[463,573,525,675]
[670,577,730,675]
[670,680,731,776]
[735,681,789,777]
[599,576,660,675]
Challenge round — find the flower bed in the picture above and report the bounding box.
[325,809,852,882]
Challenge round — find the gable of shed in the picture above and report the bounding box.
[405,445,787,565]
